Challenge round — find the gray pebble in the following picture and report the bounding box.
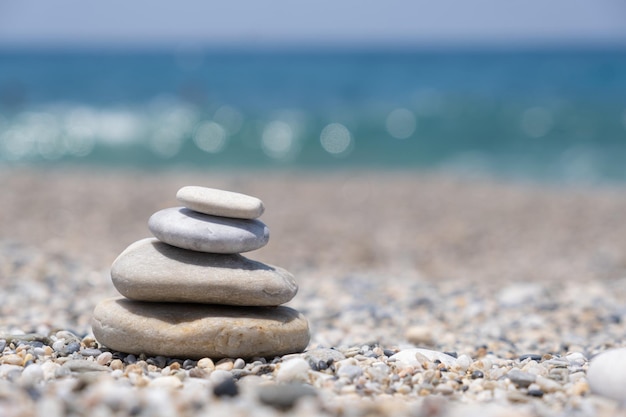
[80,348,102,357]
[33,347,46,357]
[507,370,536,388]
[213,378,238,397]
[124,354,137,364]
[258,383,317,410]
[519,354,542,362]
[383,349,396,357]
[337,365,363,380]
[183,359,196,370]
[233,358,246,369]
[62,360,109,373]
[17,340,44,349]
[148,207,269,254]
[63,342,81,355]
[147,356,167,368]
[110,238,297,306]
[471,370,484,379]
[231,369,251,379]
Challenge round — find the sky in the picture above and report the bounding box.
[1,0,626,49]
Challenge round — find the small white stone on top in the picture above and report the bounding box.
[176,186,264,219]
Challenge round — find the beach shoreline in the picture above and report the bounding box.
[2,165,626,280]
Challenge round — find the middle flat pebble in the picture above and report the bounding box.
[111,238,298,306]
[148,207,269,254]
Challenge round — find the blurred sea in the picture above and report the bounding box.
[1,48,625,182]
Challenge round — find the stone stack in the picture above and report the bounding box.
[92,186,310,359]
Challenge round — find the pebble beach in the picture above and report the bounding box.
[2,167,626,416]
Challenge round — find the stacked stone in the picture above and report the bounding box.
[92,186,310,359]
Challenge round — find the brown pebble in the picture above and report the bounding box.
[216,359,234,371]
[2,354,24,366]
[82,337,97,348]
[198,358,215,370]
[571,381,590,396]
[189,368,208,379]
[405,325,435,346]
[110,359,123,370]
[124,364,143,376]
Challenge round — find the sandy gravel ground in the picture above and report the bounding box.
[1,166,626,416]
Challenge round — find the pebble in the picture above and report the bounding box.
[519,354,543,362]
[149,376,183,389]
[276,358,310,383]
[336,364,363,380]
[233,358,246,369]
[96,352,113,366]
[507,369,536,388]
[176,186,265,219]
[471,370,484,379]
[497,283,543,307]
[405,325,435,346]
[304,348,345,366]
[62,360,109,373]
[111,238,297,306]
[390,348,457,367]
[197,358,215,370]
[1,354,24,366]
[19,364,43,386]
[148,207,269,254]
[209,370,233,384]
[258,383,317,410]
[92,298,310,359]
[215,359,234,371]
[587,347,626,404]
[80,348,102,357]
[212,378,239,397]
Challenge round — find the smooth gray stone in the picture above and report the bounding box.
[176,186,264,219]
[148,207,269,253]
[258,383,317,410]
[92,298,310,359]
[111,238,297,306]
[507,369,536,388]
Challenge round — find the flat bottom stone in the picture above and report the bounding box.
[92,298,310,359]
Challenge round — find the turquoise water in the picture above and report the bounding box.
[1,49,625,181]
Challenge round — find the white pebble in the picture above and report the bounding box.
[149,376,183,389]
[455,354,472,372]
[588,348,626,404]
[209,370,233,384]
[40,361,60,380]
[20,364,43,385]
[390,348,457,367]
[276,358,310,383]
[566,352,587,367]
